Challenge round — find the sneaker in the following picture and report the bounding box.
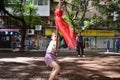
[107,50,109,52]
[78,55,80,57]
[82,55,85,57]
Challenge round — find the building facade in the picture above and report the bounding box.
[0,0,119,50]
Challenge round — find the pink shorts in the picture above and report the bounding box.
[45,52,57,66]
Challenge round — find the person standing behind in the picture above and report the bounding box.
[44,32,60,80]
[115,39,119,53]
[76,32,85,57]
[11,36,17,50]
[106,39,110,52]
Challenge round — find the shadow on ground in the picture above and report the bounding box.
[0,51,120,80]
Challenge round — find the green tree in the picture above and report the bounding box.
[62,0,90,32]
[0,0,41,52]
[92,0,120,30]
[62,0,120,31]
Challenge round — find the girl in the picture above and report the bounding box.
[44,32,60,80]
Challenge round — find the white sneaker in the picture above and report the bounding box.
[82,55,85,57]
[107,50,109,52]
[78,55,80,57]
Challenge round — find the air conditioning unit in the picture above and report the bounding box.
[35,25,42,31]
[28,29,34,35]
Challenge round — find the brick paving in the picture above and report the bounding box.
[0,50,120,80]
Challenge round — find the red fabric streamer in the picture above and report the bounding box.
[54,9,77,49]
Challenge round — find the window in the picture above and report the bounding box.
[38,0,48,5]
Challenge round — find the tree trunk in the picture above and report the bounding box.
[0,0,28,52]
[20,24,28,52]
[0,0,4,11]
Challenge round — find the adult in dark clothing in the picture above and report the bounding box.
[76,32,85,57]
[115,39,119,53]
[106,39,110,52]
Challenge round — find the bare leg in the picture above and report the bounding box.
[49,61,60,80]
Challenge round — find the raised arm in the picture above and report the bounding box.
[57,0,62,10]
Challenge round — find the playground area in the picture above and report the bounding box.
[0,51,120,80]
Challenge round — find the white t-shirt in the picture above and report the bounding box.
[46,40,56,53]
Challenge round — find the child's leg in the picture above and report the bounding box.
[49,61,60,80]
[56,59,61,75]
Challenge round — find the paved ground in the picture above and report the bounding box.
[0,50,120,80]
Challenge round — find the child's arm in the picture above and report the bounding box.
[57,0,62,10]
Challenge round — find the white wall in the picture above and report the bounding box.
[36,0,50,16]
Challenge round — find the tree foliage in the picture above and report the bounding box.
[5,0,41,27]
[1,0,41,52]
[62,0,120,31]
[92,0,120,30]
[62,0,90,32]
